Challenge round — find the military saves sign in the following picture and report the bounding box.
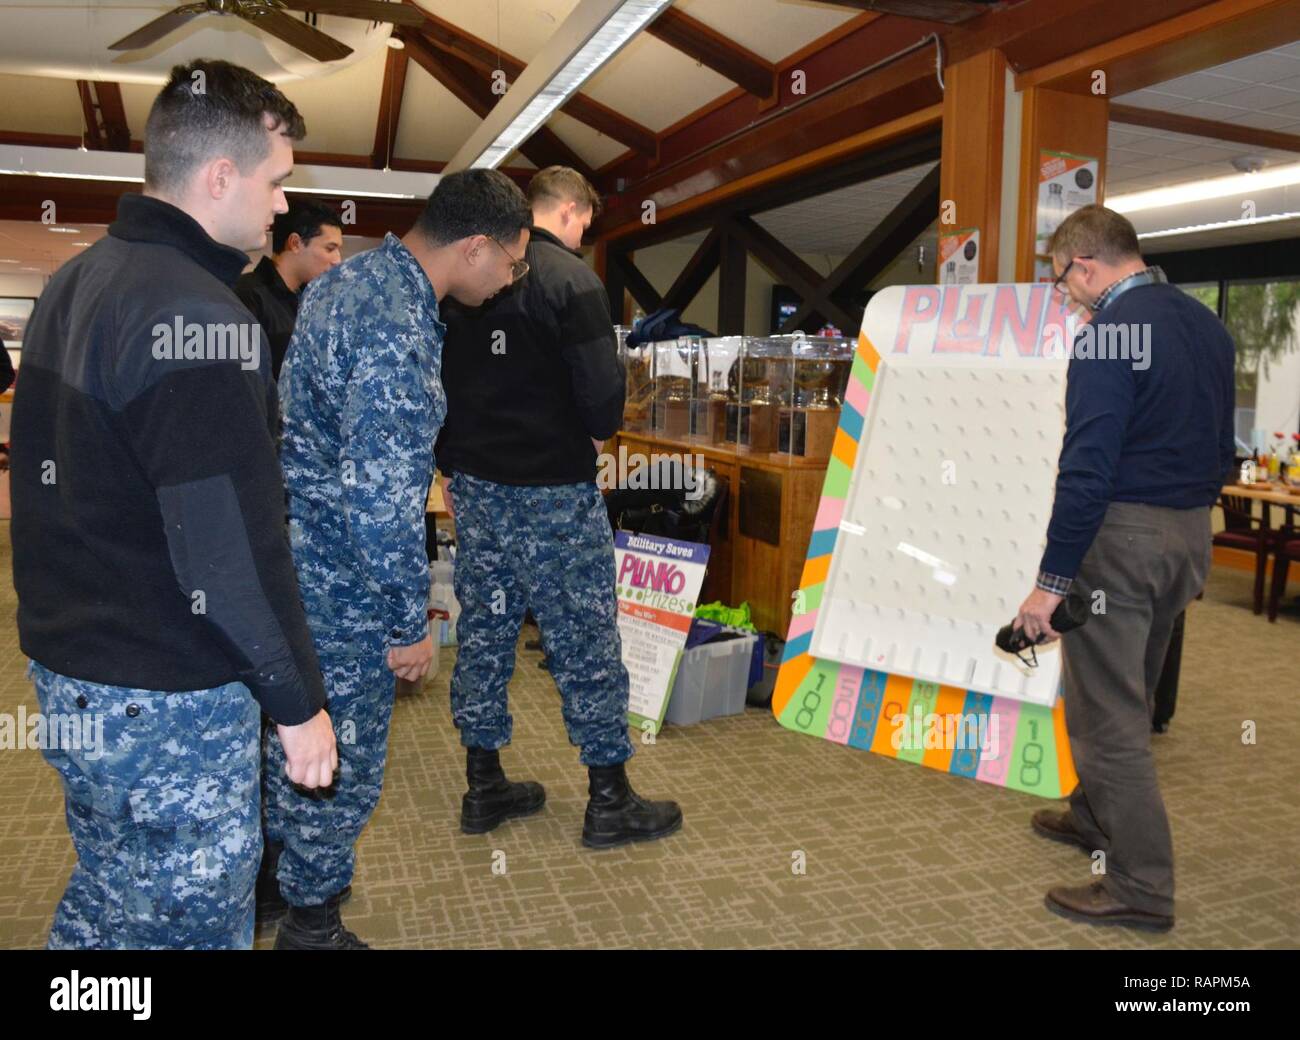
[613,531,710,734]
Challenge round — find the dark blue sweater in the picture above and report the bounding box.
[1040,282,1236,580]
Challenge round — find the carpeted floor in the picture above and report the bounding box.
[0,520,1296,949]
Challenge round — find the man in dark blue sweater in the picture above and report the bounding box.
[1015,205,1235,932]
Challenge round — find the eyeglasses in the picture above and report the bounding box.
[1052,256,1091,296]
[489,236,529,281]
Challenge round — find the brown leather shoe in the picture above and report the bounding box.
[1031,809,1092,854]
[1045,881,1174,932]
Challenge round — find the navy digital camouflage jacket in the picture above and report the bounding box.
[278,232,446,654]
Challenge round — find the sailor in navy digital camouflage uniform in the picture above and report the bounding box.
[11,61,337,950]
[266,169,532,949]
[437,166,682,849]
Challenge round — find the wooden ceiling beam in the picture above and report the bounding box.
[805,1,993,25]
[611,252,664,313]
[1015,0,1300,94]
[399,30,595,181]
[0,174,423,238]
[371,45,409,169]
[725,215,858,334]
[1110,103,1300,154]
[646,8,776,98]
[403,5,657,157]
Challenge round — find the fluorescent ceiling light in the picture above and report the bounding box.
[1137,210,1300,241]
[1109,161,1300,214]
[452,0,672,171]
[0,145,437,201]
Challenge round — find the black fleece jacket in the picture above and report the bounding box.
[11,194,326,725]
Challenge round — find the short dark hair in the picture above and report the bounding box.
[144,59,306,193]
[1047,204,1142,266]
[272,199,343,253]
[415,169,531,247]
[527,165,602,217]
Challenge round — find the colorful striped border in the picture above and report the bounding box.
[771,328,1077,799]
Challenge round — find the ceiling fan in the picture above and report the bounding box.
[108,0,427,62]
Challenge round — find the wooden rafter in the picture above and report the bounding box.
[372,45,409,169]
[806,0,995,25]
[75,81,130,152]
[1110,103,1300,155]
[646,8,776,98]
[725,215,858,334]
[398,29,595,181]
[776,163,940,333]
[611,252,664,313]
[403,4,657,156]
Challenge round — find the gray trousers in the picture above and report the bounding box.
[1060,501,1211,916]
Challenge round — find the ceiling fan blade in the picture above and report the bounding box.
[279,0,426,26]
[243,8,354,61]
[108,8,205,51]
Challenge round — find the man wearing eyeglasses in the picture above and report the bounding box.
[436,166,681,849]
[1015,204,1235,932]
[266,170,531,948]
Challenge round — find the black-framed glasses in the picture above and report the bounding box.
[1052,255,1091,296]
[489,236,529,281]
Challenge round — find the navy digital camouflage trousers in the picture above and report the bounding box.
[31,661,260,949]
[449,474,635,767]
[262,649,394,906]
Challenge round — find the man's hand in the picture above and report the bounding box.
[387,634,434,681]
[1016,587,1064,644]
[276,709,338,790]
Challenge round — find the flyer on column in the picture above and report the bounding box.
[614,531,710,734]
[1036,150,1098,247]
[938,227,980,285]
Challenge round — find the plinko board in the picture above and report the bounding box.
[773,283,1080,799]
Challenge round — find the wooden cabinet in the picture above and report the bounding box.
[612,432,827,635]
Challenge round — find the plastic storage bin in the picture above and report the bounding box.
[664,632,758,726]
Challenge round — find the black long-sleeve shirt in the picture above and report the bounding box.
[436,226,624,485]
[1039,281,1236,583]
[11,194,327,725]
[235,255,300,380]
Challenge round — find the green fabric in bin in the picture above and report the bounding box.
[693,601,756,631]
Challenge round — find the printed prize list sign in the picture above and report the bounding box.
[613,531,710,733]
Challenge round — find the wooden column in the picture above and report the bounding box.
[718,228,747,334]
[1014,86,1109,280]
[938,49,1008,283]
[604,245,628,325]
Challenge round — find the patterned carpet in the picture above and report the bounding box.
[0,520,1296,949]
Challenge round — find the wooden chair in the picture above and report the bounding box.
[1214,493,1275,614]
[1266,505,1299,622]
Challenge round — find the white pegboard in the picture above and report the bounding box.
[809,354,1069,706]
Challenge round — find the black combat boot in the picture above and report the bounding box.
[256,839,350,922]
[273,892,369,950]
[582,763,682,849]
[460,747,546,834]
